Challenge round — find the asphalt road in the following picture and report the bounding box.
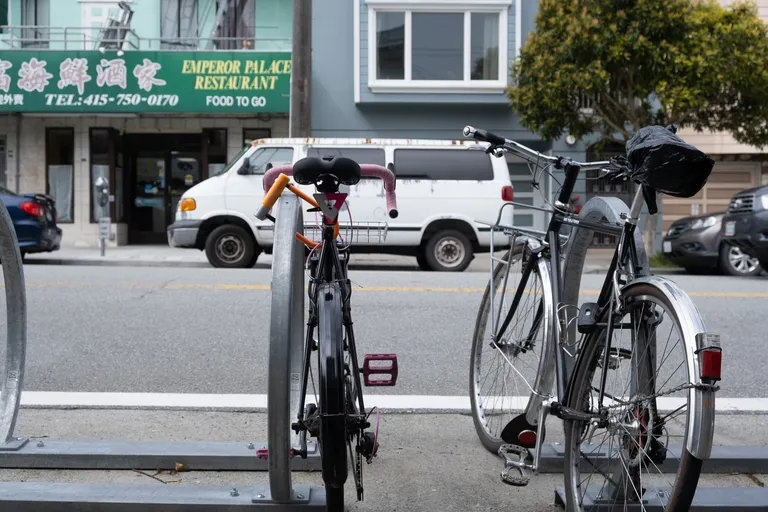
[0,264,765,399]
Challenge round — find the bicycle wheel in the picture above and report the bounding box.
[563,281,713,512]
[317,281,348,511]
[469,239,555,453]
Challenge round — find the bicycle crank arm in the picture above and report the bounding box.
[550,401,606,425]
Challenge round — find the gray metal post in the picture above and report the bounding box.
[268,192,306,503]
[0,198,28,450]
[289,0,312,137]
[561,196,649,382]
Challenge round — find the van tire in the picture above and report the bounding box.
[205,224,259,268]
[424,229,473,272]
[416,254,432,271]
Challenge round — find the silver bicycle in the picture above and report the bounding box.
[465,125,722,511]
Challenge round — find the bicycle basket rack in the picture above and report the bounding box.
[303,220,388,245]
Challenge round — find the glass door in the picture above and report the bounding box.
[169,152,202,217]
[131,152,168,244]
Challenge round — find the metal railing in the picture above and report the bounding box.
[0,25,290,52]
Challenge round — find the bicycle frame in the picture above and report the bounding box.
[493,163,647,418]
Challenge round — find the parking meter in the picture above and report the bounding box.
[94,176,110,256]
[95,176,109,208]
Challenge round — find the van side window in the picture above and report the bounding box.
[393,149,494,180]
[306,148,386,179]
[245,147,294,175]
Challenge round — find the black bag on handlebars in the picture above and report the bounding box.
[625,125,714,198]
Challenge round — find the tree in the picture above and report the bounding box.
[508,0,768,150]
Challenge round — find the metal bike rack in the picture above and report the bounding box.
[537,195,768,511]
[0,195,326,510]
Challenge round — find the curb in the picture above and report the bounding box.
[23,256,689,275]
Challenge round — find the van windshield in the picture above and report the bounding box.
[210,145,251,177]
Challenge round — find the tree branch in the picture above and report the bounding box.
[593,103,632,140]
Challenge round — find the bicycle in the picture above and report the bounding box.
[463,125,722,511]
[256,156,400,511]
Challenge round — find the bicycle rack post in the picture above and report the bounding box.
[0,198,28,453]
[267,192,318,503]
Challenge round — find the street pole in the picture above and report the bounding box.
[289,0,311,138]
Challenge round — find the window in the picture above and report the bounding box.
[160,0,198,49]
[243,128,271,146]
[367,0,509,93]
[393,149,493,180]
[21,0,49,48]
[214,0,256,49]
[89,128,125,223]
[203,128,228,178]
[45,128,75,223]
[243,147,294,175]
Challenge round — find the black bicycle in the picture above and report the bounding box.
[464,125,722,511]
[258,156,399,511]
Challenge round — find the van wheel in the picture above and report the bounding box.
[424,229,473,272]
[205,224,259,268]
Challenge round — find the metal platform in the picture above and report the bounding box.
[0,482,326,511]
[537,442,768,474]
[554,486,768,511]
[0,439,320,470]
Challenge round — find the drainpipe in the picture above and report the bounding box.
[14,113,21,194]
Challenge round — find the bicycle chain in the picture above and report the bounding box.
[601,381,720,411]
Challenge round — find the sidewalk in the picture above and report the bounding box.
[23,245,684,274]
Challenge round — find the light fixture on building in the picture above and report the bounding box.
[565,134,577,145]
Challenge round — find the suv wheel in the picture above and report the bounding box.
[205,224,260,268]
[424,229,473,272]
[719,244,762,277]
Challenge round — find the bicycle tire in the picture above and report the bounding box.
[562,282,707,512]
[317,281,348,511]
[469,239,555,453]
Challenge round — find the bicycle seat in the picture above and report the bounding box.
[293,156,362,186]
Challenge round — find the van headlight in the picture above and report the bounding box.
[690,216,717,230]
[180,198,196,211]
[761,194,768,210]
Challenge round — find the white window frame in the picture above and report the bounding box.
[365,0,511,94]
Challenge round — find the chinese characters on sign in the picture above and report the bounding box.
[0,51,291,113]
[0,56,168,105]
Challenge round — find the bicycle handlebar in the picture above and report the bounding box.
[462,125,612,172]
[259,163,399,220]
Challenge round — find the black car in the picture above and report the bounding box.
[720,185,768,271]
[663,211,762,276]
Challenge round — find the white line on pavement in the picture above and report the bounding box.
[18,392,768,413]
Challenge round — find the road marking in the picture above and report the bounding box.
[19,392,768,413]
[6,281,768,297]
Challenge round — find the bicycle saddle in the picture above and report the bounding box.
[293,156,362,186]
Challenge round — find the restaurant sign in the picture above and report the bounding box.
[0,51,290,113]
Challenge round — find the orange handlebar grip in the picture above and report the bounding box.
[255,173,291,220]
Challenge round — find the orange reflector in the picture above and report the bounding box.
[180,198,196,211]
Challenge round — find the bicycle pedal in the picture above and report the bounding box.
[498,444,533,487]
[362,354,398,386]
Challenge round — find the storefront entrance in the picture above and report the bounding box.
[124,131,227,244]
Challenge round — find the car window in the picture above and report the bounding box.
[393,148,494,180]
[247,147,295,175]
[211,145,250,177]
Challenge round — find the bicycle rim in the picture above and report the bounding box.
[317,282,347,510]
[563,283,705,512]
[469,240,555,452]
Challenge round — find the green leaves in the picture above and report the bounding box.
[509,0,768,148]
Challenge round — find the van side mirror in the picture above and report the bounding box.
[237,159,251,175]
[266,162,273,171]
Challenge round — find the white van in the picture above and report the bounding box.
[167,137,514,271]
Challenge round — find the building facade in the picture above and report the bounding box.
[0,0,292,246]
[310,0,589,236]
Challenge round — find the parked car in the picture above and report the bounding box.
[0,186,62,259]
[721,185,768,272]
[168,137,515,271]
[662,211,762,276]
